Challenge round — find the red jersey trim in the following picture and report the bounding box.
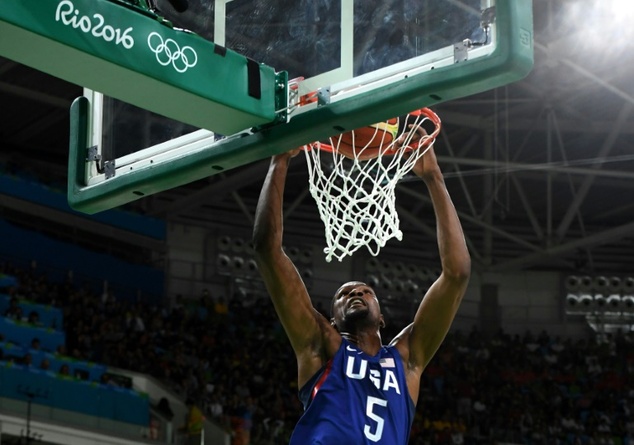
[311,358,333,400]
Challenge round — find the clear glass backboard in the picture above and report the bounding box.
[64,0,533,212]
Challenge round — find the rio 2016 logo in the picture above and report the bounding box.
[55,0,134,49]
[54,0,198,74]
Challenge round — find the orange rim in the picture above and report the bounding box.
[307,107,442,158]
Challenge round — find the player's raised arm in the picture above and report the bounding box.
[252,151,337,385]
[393,146,471,400]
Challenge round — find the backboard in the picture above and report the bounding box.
[155,0,495,97]
[62,0,533,212]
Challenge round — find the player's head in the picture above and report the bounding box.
[330,281,385,332]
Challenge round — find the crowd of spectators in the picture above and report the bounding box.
[2,260,634,445]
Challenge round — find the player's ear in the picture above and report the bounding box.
[379,315,386,329]
[330,318,338,330]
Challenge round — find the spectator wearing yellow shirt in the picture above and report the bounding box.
[181,398,204,445]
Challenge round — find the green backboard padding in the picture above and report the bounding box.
[0,0,281,134]
[68,0,534,214]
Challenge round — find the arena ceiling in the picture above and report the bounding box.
[1,0,634,276]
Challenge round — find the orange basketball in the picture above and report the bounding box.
[335,118,399,161]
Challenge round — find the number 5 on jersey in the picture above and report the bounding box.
[365,396,388,441]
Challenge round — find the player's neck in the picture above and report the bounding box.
[341,330,382,355]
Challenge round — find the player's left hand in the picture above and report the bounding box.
[411,145,441,181]
[396,124,428,148]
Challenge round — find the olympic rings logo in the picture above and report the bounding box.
[147,32,198,73]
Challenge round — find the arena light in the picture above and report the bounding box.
[593,276,609,292]
[366,258,379,273]
[566,293,581,307]
[405,264,418,279]
[606,295,621,308]
[300,249,313,264]
[565,275,580,292]
[608,276,622,293]
[218,236,231,251]
[380,277,393,291]
[560,1,634,53]
[594,294,607,308]
[232,238,245,252]
[405,280,420,293]
[367,275,380,288]
[302,268,313,280]
[565,272,634,332]
[579,276,593,292]
[246,259,258,273]
[393,262,406,277]
[609,0,634,17]
[378,261,393,275]
[415,268,431,282]
[389,278,422,295]
[624,277,634,293]
[579,293,593,307]
[232,256,244,270]
[216,254,230,268]
[285,246,300,262]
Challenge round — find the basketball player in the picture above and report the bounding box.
[253,143,470,444]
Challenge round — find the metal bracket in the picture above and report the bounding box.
[275,71,289,123]
[453,40,470,63]
[317,87,331,106]
[481,6,496,28]
[87,145,100,163]
[86,145,115,179]
[103,161,116,179]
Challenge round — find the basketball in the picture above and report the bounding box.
[334,118,400,161]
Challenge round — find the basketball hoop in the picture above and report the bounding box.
[303,108,441,262]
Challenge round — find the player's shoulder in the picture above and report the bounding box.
[388,323,414,347]
[309,309,343,359]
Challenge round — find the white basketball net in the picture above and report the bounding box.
[303,108,441,262]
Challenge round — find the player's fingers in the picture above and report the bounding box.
[397,126,427,151]
[409,124,428,139]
